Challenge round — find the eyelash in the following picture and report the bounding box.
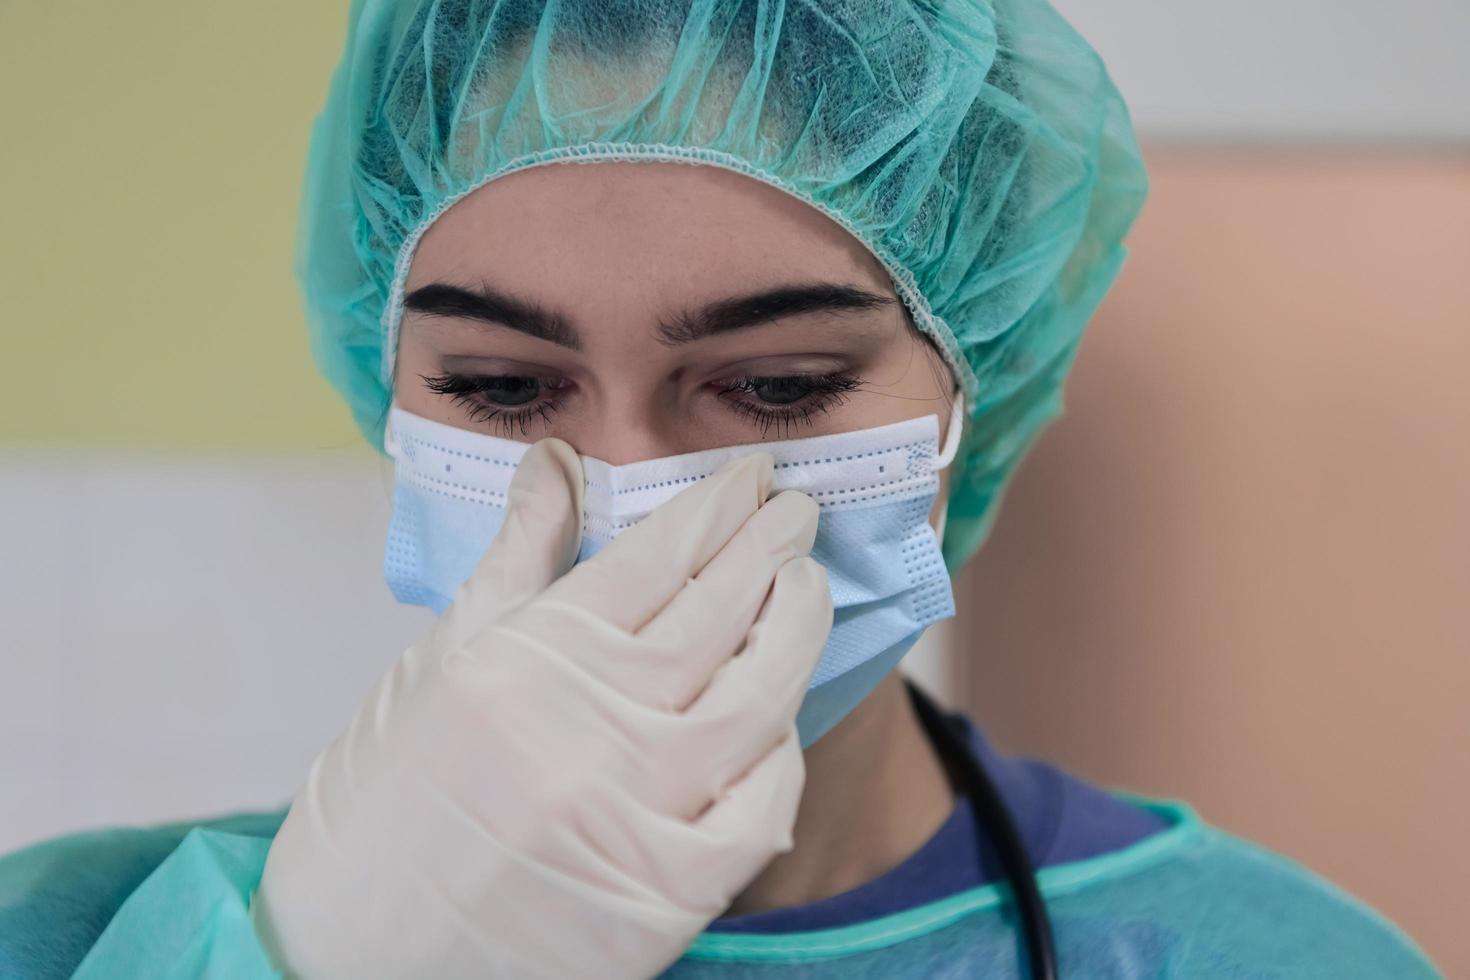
[421,373,569,436]
[715,374,862,436]
[419,372,862,438]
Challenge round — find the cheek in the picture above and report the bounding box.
[854,329,956,403]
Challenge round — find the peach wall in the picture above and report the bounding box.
[954,148,1469,973]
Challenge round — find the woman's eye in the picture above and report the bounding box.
[723,374,860,406]
[420,372,568,436]
[423,372,551,407]
[717,373,863,436]
[745,376,822,405]
[473,376,542,406]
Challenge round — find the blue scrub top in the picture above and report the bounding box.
[0,709,1441,978]
[707,711,1168,934]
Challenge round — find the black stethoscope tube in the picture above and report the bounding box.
[906,681,1060,980]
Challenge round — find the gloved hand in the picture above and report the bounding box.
[250,439,832,980]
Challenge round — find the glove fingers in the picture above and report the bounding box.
[639,557,830,819]
[540,453,774,633]
[581,733,807,918]
[625,490,818,710]
[684,555,831,743]
[443,438,584,639]
[686,732,807,906]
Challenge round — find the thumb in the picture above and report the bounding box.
[442,438,585,635]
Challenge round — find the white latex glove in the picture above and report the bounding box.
[251,440,832,980]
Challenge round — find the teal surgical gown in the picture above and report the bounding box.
[0,796,1439,978]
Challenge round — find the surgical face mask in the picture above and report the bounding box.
[384,401,963,746]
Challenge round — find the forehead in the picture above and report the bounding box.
[406,162,896,304]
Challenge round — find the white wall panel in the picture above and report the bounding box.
[1052,0,1469,142]
[0,455,433,852]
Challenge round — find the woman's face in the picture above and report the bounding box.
[393,162,955,468]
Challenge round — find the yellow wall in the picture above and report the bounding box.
[0,1,363,452]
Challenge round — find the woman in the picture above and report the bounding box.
[0,0,1440,977]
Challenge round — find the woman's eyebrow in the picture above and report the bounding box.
[403,281,582,350]
[402,279,894,350]
[658,283,894,345]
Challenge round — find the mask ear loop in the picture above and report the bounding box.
[930,389,965,542]
[934,389,966,471]
[383,401,402,457]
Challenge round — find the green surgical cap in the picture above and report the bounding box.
[297,0,1148,570]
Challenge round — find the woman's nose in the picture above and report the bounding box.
[566,412,689,466]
